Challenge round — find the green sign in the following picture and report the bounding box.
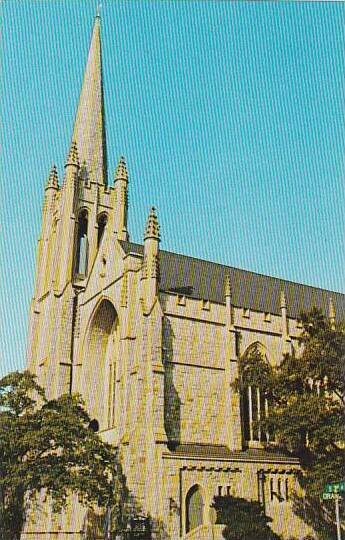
[323,493,341,501]
[324,481,345,494]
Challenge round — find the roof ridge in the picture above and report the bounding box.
[119,240,345,296]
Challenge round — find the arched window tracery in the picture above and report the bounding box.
[241,343,270,445]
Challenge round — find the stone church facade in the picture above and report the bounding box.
[24,14,344,540]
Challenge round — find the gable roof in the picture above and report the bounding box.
[119,240,345,320]
[164,443,300,465]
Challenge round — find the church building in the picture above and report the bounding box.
[25,13,345,540]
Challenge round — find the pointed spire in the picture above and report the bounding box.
[65,141,80,168]
[329,297,336,329]
[46,164,59,189]
[114,156,128,182]
[224,273,231,297]
[144,207,160,241]
[71,14,107,185]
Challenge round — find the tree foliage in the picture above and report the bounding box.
[0,371,123,540]
[236,308,345,538]
[212,495,282,540]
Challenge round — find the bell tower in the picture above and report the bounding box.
[26,13,127,398]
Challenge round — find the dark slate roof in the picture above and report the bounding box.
[119,241,345,320]
[163,443,300,464]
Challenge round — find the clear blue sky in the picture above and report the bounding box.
[1,1,344,376]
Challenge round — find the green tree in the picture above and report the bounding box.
[236,309,345,539]
[0,371,124,540]
[212,495,282,540]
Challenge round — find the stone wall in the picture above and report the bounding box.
[161,454,313,540]
[163,316,229,445]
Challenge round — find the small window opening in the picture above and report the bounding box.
[218,486,222,496]
[285,478,289,501]
[226,486,231,496]
[177,295,186,306]
[97,213,108,247]
[270,479,274,501]
[235,331,241,357]
[100,256,106,277]
[89,419,99,432]
[75,209,88,276]
[202,299,210,311]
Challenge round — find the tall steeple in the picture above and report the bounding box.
[71,11,107,185]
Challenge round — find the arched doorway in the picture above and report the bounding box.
[83,299,118,429]
[186,485,204,533]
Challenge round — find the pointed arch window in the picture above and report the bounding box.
[75,209,89,277]
[97,213,108,248]
[241,343,270,445]
[186,485,204,533]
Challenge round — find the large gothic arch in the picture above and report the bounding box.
[81,299,119,430]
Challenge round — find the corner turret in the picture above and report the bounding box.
[34,165,60,300]
[141,207,160,312]
[112,156,129,241]
[45,164,59,191]
[329,297,336,330]
[280,289,292,355]
[224,273,233,329]
[54,142,80,293]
